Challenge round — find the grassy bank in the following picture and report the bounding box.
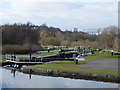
[53,61,87,64]
[32,52,58,57]
[28,64,118,76]
[84,53,118,61]
[0,57,7,61]
[17,52,58,59]
[18,51,72,59]
[27,53,119,76]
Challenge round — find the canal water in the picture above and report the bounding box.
[0,67,118,89]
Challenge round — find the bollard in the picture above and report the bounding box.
[48,48,50,53]
[91,50,94,55]
[76,59,78,64]
[111,52,113,56]
[48,49,50,53]
[111,50,113,56]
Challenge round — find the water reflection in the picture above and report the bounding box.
[1,67,118,88]
[29,73,31,79]
[10,68,32,79]
[11,69,16,78]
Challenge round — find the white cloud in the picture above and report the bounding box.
[0,0,118,30]
[0,0,119,2]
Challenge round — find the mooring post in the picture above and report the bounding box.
[76,59,78,64]
[48,48,50,53]
[111,50,113,56]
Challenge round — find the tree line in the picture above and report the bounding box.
[1,22,118,54]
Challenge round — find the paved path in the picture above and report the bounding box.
[78,59,118,71]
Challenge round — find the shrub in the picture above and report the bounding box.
[2,44,42,54]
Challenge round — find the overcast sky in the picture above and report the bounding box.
[0,0,118,31]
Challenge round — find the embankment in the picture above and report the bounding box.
[22,67,120,83]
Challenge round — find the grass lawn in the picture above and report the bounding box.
[17,52,58,59]
[42,47,60,51]
[17,55,29,59]
[27,52,119,76]
[53,61,87,64]
[27,51,72,57]
[84,53,118,61]
[32,52,58,57]
[0,57,7,61]
[28,64,118,76]
[65,51,72,53]
[18,56,29,59]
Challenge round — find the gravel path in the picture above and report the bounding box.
[78,58,118,71]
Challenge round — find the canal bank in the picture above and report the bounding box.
[1,67,118,88]
[1,52,119,84]
[21,67,120,83]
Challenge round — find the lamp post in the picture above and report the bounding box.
[48,48,50,53]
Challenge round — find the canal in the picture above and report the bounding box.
[0,67,118,89]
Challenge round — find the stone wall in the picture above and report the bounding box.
[22,67,120,83]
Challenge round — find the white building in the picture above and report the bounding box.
[72,28,78,32]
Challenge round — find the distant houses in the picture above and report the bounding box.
[71,28,103,35]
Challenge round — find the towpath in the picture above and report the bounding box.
[78,58,118,71]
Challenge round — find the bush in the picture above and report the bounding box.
[40,37,61,46]
[2,44,42,54]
